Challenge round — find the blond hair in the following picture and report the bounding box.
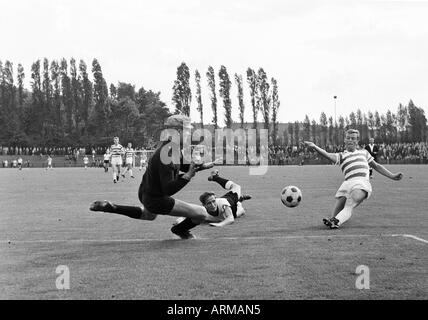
[345,129,360,139]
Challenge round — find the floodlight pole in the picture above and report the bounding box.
[333,96,337,125]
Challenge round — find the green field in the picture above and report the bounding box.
[0,165,427,299]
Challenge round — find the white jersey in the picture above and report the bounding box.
[335,149,374,181]
[18,158,23,164]
[83,157,89,164]
[47,157,52,165]
[213,198,232,221]
[103,153,110,161]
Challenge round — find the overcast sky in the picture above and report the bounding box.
[2,0,428,124]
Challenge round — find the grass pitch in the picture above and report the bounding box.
[0,165,427,299]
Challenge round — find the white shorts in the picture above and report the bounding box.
[125,158,133,165]
[335,178,372,199]
[111,157,122,166]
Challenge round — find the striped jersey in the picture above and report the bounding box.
[140,151,147,160]
[125,148,135,159]
[110,144,124,158]
[335,149,374,181]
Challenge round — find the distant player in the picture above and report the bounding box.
[122,142,135,179]
[83,155,89,169]
[110,137,124,183]
[139,148,148,173]
[12,159,17,168]
[90,115,220,239]
[304,129,403,229]
[91,148,96,167]
[103,149,110,172]
[46,155,53,170]
[17,157,23,170]
[197,170,251,227]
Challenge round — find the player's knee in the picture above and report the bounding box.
[350,190,367,204]
[228,182,241,196]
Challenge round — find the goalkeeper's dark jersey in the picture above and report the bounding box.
[139,141,190,197]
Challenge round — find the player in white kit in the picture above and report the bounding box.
[103,149,110,172]
[304,129,403,229]
[17,157,23,170]
[121,142,135,180]
[83,155,89,169]
[139,148,148,173]
[110,137,124,183]
[46,155,53,170]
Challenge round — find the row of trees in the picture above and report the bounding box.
[0,58,170,147]
[282,100,427,146]
[172,63,281,144]
[1,59,427,148]
[171,62,427,147]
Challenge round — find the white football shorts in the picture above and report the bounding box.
[335,178,372,199]
[111,156,122,166]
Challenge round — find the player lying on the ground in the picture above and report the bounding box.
[303,129,403,229]
[89,115,221,239]
[197,170,251,227]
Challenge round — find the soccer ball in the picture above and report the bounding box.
[280,185,302,208]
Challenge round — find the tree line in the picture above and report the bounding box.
[284,100,427,147]
[1,59,427,149]
[172,62,427,146]
[0,58,170,148]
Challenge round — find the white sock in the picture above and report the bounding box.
[335,198,357,226]
[113,172,117,180]
[129,169,133,176]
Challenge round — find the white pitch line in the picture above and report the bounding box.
[3,233,417,244]
[393,234,428,244]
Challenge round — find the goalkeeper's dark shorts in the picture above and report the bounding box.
[138,184,175,215]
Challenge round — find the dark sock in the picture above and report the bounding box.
[111,205,143,219]
[212,175,229,189]
[171,218,199,234]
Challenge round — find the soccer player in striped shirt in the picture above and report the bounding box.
[110,136,125,183]
[121,142,135,179]
[304,129,403,229]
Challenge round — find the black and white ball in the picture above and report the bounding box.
[280,185,302,208]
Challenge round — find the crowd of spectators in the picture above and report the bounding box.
[0,146,110,157]
[1,141,427,166]
[268,142,428,165]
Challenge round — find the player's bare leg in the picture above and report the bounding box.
[208,170,251,202]
[113,164,121,183]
